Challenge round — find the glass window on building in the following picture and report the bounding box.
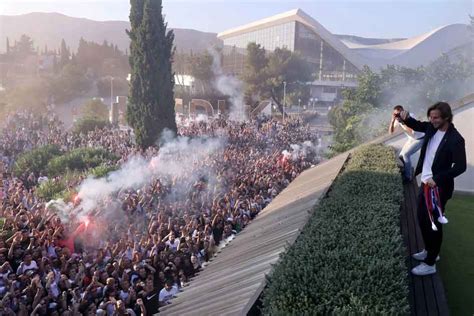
[223,21,296,52]
[295,22,359,81]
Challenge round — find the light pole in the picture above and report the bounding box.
[110,77,114,109]
[283,81,287,122]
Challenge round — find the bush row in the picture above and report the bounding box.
[262,144,409,315]
[13,145,62,176]
[14,146,118,177]
[36,165,118,202]
[46,148,118,177]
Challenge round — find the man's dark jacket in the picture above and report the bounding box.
[403,116,466,200]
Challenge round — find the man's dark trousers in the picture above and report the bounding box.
[417,183,448,266]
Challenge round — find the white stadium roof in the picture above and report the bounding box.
[218,9,472,70]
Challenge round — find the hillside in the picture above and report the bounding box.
[0,12,221,53]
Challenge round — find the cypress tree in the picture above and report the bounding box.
[6,37,10,55]
[127,0,177,148]
[59,39,70,68]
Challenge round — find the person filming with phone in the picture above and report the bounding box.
[389,105,425,182]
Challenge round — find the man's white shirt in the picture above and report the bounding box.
[421,130,446,183]
[159,285,178,303]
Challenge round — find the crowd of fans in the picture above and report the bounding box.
[0,111,320,315]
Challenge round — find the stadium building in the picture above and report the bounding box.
[217,8,471,106]
[217,9,364,105]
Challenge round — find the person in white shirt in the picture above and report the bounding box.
[389,105,425,181]
[399,102,466,276]
[16,253,38,275]
[37,173,49,185]
[159,280,178,305]
[165,233,179,252]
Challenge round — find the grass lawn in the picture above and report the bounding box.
[438,194,474,316]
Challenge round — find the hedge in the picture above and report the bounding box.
[89,164,119,178]
[36,164,117,202]
[36,179,67,201]
[13,145,62,176]
[262,144,409,315]
[46,148,118,177]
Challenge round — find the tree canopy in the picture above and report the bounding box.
[328,54,474,155]
[242,43,312,113]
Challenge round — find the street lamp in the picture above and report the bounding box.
[110,77,114,109]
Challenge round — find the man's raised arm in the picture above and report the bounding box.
[400,110,429,133]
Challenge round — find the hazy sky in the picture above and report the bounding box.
[0,0,472,38]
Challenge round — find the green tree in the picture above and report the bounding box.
[352,65,381,105]
[241,45,311,114]
[328,53,473,156]
[49,64,91,103]
[241,42,268,109]
[59,39,70,68]
[422,54,473,102]
[189,52,215,94]
[265,48,312,112]
[127,0,177,148]
[328,99,374,153]
[81,99,109,120]
[379,65,427,107]
[328,66,381,155]
[12,34,35,59]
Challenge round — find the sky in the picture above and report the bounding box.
[0,0,472,38]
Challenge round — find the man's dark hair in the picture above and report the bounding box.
[427,102,453,123]
[393,105,404,111]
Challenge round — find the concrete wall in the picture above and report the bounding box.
[384,101,473,194]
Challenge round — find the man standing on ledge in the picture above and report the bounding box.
[399,102,466,276]
[389,105,425,182]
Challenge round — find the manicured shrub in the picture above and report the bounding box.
[46,148,118,177]
[262,144,409,315]
[89,164,118,178]
[13,145,62,176]
[36,179,67,201]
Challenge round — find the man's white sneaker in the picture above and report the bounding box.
[411,249,440,261]
[411,262,436,276]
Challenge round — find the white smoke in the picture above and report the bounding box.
[46,199,74,222]
[50,132,227,222]
[195,113,209,123]
[208,49,247,122]
[282,141,319,162]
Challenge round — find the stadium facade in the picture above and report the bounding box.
[217,9,364,105]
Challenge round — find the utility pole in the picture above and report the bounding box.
[110,77,114,108]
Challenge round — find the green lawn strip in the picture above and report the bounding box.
[438,194,474,316]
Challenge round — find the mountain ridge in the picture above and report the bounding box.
[0,12,220,53]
